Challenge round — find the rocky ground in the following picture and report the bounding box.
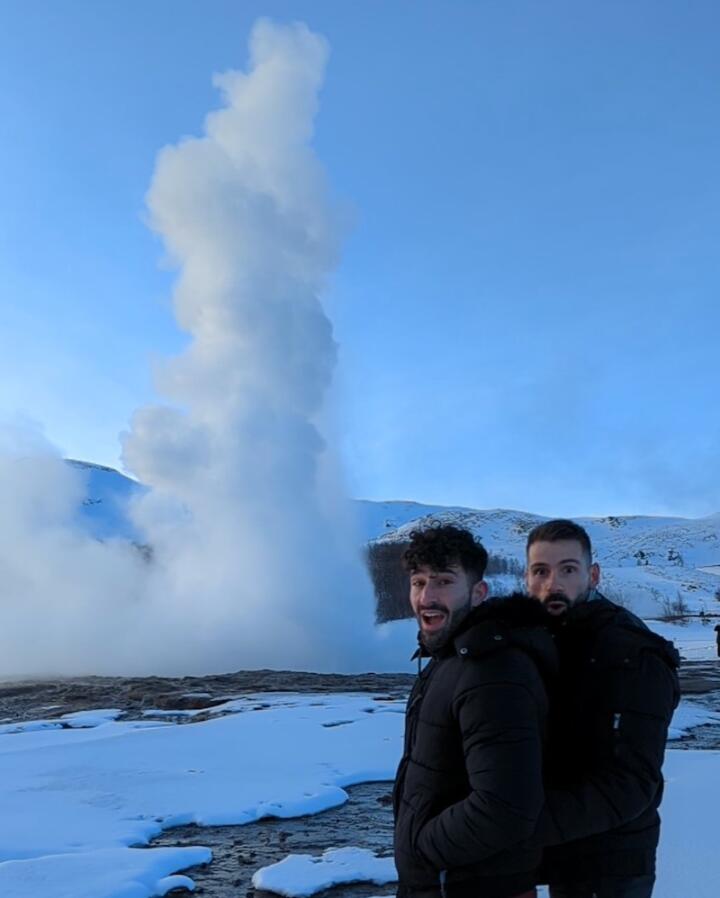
[1,661,719,897]
[153,781,396,898]
[0,670,416,725]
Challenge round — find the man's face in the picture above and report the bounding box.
[526,539,600,617]
[409,562,488,651]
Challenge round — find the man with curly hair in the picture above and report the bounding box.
[393,523,556,898]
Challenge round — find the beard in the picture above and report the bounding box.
[418,597,474,653]
[544,587,593,617]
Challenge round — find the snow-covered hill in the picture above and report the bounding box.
[67,459,146,542]
[369,506,720,618]
[72,462,720,620]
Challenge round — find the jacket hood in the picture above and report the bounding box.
[562,595,681,670]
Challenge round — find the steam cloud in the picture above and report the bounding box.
[0,21,411,677]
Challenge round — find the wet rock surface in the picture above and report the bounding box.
[677,659,720,694]
[1,659,715,722]
[152,781,396,898]
[673,660,720,751]
[0,670,415,724]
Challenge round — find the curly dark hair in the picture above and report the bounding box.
[402,523,488,583]
[526,518,593,564]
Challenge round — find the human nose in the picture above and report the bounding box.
[546,569,563,593]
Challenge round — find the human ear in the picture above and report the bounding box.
[471,580,489,606]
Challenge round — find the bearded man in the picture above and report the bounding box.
[525,519,680,898]
[393,523,556,898]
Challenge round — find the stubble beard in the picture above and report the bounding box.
[544,586,593,617]
[419,596,474,653]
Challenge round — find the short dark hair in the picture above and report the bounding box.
[526,519,593,564]
[402,523,488,583]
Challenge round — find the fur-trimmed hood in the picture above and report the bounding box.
[560,595,681,670]
[417,592,558,682]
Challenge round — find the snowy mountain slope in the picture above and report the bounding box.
[352,499,477,541]
[66,459,145,542]
[372,507,720,618]
[69,462,720,619]
[374,506,720,569]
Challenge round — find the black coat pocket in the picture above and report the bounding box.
[395,788,440,887]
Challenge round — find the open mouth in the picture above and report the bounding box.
[420,610,448,631]
[546,597,570,615]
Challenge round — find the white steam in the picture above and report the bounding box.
[0,21,412,677]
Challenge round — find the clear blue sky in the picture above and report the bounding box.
[1,1,719,518]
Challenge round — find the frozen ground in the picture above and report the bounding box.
[648,617,719,661]
[0,679,719,898]
[253,846,396,897]
[0,693,402,897]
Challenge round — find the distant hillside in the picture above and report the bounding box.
[68,462,720,620]
[368,506,720,620]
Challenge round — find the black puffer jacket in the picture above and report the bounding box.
[393,595,557,898]
[537,596,680,883]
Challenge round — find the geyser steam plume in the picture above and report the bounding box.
[0,21,410,677]
[121,19,398,674]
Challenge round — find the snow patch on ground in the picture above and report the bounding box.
[0,846,210,898]
[657,751,720,898]
[646,618,719,661]
[0,709,123,736]
[252,846,396,897]
[668,702,720,740]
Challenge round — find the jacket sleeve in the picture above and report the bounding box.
[538,650,679,846]
[415,672,545,869]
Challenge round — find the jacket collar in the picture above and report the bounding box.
[413,593,557,678]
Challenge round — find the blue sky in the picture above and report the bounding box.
[1,1,719,518]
